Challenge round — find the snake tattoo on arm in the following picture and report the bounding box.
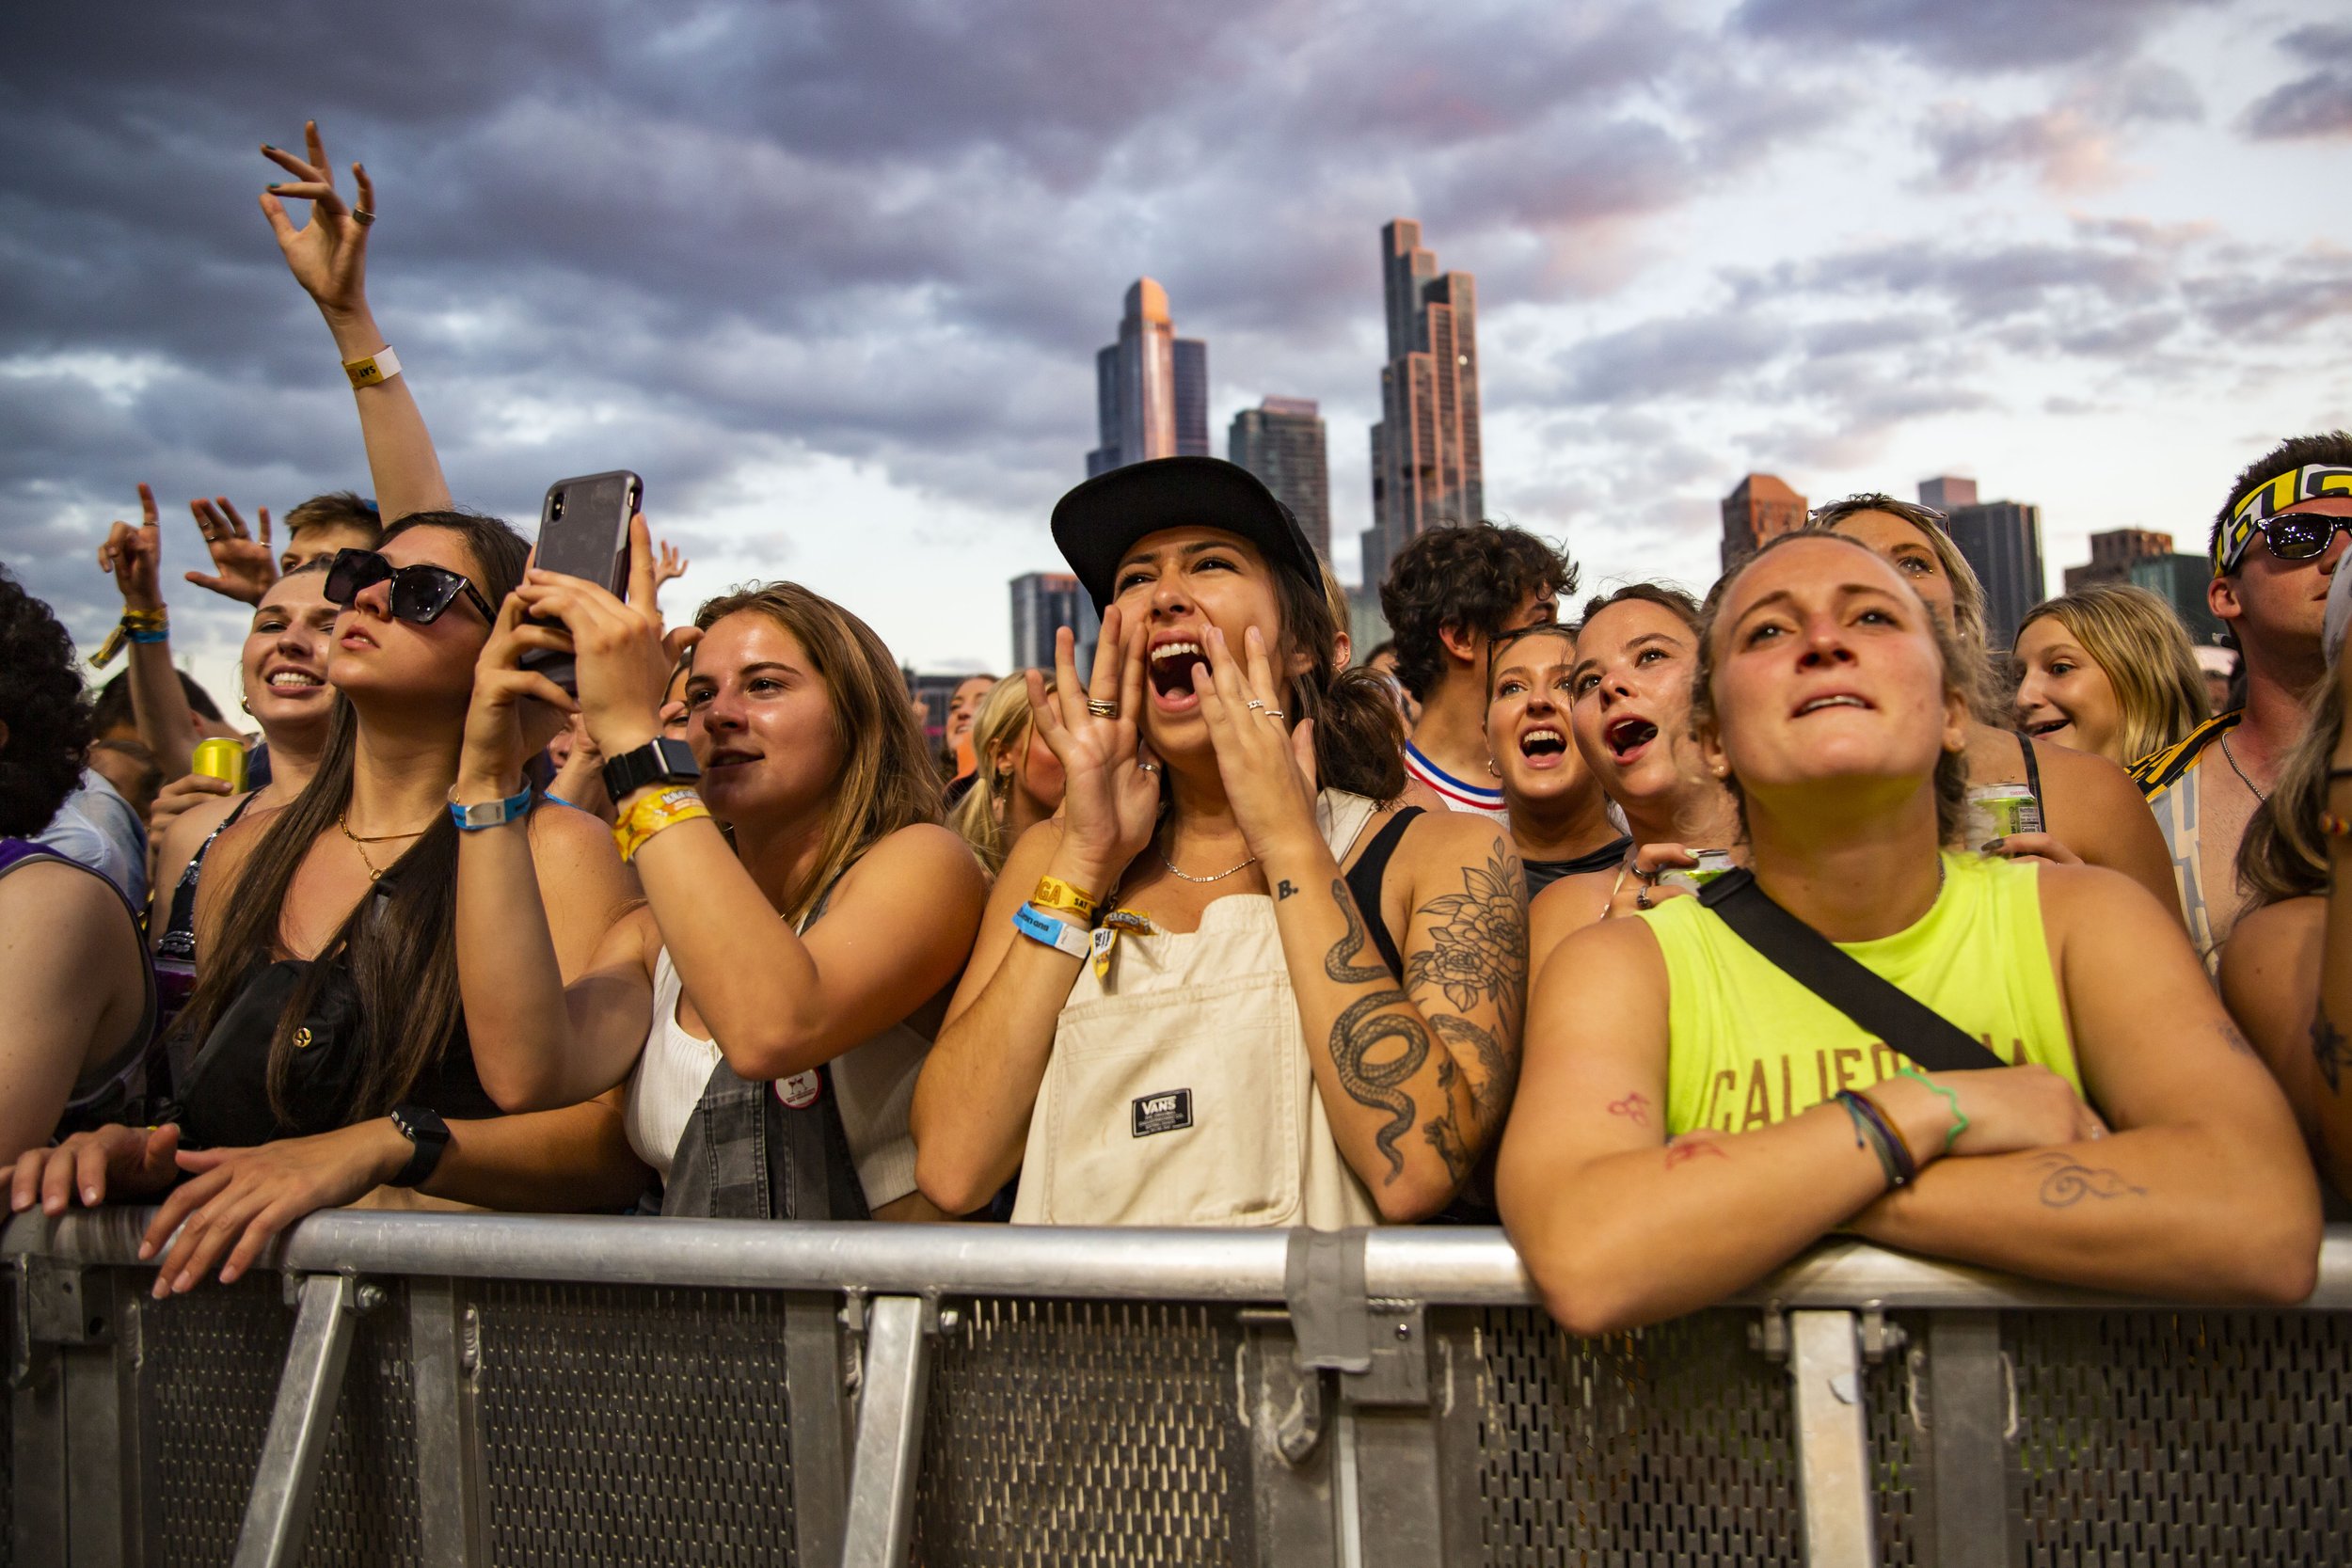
[1324,878,1432,1181]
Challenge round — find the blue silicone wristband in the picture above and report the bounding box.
[449,785,535,832]
[1012,901,1090,959]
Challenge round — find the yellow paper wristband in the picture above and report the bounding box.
[612,785,710,863]
[342,345,402,389]
[1030,874,1103,923]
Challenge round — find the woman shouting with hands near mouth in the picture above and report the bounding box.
[912,458,1530,1227]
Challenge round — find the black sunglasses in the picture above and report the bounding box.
[323,548,497,626]
[2252,512,2352,564]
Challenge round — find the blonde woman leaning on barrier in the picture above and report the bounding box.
[913,457,1526,1226]
[1498,532,2317,1336]
[950,674,1065,878]
[2012,584,2209,770]
[448,540,985,1221]
[1814,496,2182,920]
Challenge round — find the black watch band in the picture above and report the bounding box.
[602,736,702,803]
[387,1104,452,1189]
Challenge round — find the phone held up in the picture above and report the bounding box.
[519,470,643,694]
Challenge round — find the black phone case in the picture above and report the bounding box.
[521,469,643,691]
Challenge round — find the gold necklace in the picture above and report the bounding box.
[338,810,428,881]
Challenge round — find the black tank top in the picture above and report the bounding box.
[1343,806,1423,979]
[173,863,499,1148]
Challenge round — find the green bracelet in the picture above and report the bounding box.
[1895,1066,1968,1153]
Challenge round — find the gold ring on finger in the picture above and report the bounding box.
[1086,698,1119,719]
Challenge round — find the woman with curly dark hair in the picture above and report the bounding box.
[0,568,155,1164]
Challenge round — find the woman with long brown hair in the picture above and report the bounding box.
[448,557,987,1220]
[913,458,1527,1227]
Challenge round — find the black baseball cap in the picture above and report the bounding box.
[1051,456,1323,614]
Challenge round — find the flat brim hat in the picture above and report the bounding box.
[1051,456,1322,614]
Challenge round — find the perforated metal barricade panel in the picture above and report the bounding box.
[2008,1309,2352,1567]
[1,1276,12,1568]
[1466,1306,1802,1565]
[472,1280,799,1566]
[1862,1313,1925,1568]
[147,1275,296,1568]
[299,1280,421,1568]
[911,1297,1253,1566]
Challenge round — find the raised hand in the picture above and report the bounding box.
[97,483,166,611]
[1027,604,1156,885]
[457,592,580,801]
[150,772,238,841]
[514,515,696,765]
[654,541,689,591]
[259,120,373,321]
[185,496,279,605]
[1191,625,1320,863]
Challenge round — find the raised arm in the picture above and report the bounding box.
[912,613,1160,1215]
[1195,626,1518,1219]
[451,590,659,1108]
[259,121,452,523]
[1851,864,2319,1304]
[98,484,200,783]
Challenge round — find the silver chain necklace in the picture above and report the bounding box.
[2218,734,2270,804]
[1157,824,1257,884]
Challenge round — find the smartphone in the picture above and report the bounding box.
[520,470,643,692]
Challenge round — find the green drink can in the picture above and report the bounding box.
[1967,784,2042,842]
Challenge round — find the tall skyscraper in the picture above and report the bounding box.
[1229,397,1331,561]
[1009,571,1102,672]
[1921,477,2045,649]
[2126,554,2228,644]
[2062,528,2173,593]
[1721,474,1809,570]
[1362,220,1483,590]
[1086,278,1208,476]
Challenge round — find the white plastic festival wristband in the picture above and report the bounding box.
[1012,902,1091,960]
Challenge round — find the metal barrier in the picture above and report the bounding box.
[8,1212,2352,1567]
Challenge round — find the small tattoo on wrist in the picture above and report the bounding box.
[1276,879,1297,900]
[1607,1092,1650,1125]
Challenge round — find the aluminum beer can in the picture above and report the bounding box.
[1966,783,2042,841]
[191,736,248,793]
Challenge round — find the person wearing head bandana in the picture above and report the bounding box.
[2133,435,2352,961]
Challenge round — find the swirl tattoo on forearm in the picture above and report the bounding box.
[2033,1152,2147,1208]
[1324,878,1433,1181]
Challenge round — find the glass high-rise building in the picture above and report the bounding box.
[1362,220,1483,591]
[1086,278,1209,476]
[1009,571,1102,673]
[1921,477,2045,649]
[1229,397,1330,562]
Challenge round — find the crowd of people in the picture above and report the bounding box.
[5,120,2351,1330]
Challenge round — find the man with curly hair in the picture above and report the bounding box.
[1378,521,1578,817]
[2135,432,2352,957]
[0,568,156,1164]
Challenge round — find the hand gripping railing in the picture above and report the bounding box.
[9,1211,2352,1567]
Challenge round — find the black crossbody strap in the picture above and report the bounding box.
[1697,868,2007,1073]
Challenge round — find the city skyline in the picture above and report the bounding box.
[1086,278,1209,477]
[1363,219,1484,592]
[1230,396,1331,562]
[3,3,2345,692]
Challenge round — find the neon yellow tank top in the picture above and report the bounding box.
[1645,852,2079,1136]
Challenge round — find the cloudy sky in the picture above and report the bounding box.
[4,0,2348,706]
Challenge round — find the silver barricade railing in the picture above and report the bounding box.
[8,1211,2352,1568]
